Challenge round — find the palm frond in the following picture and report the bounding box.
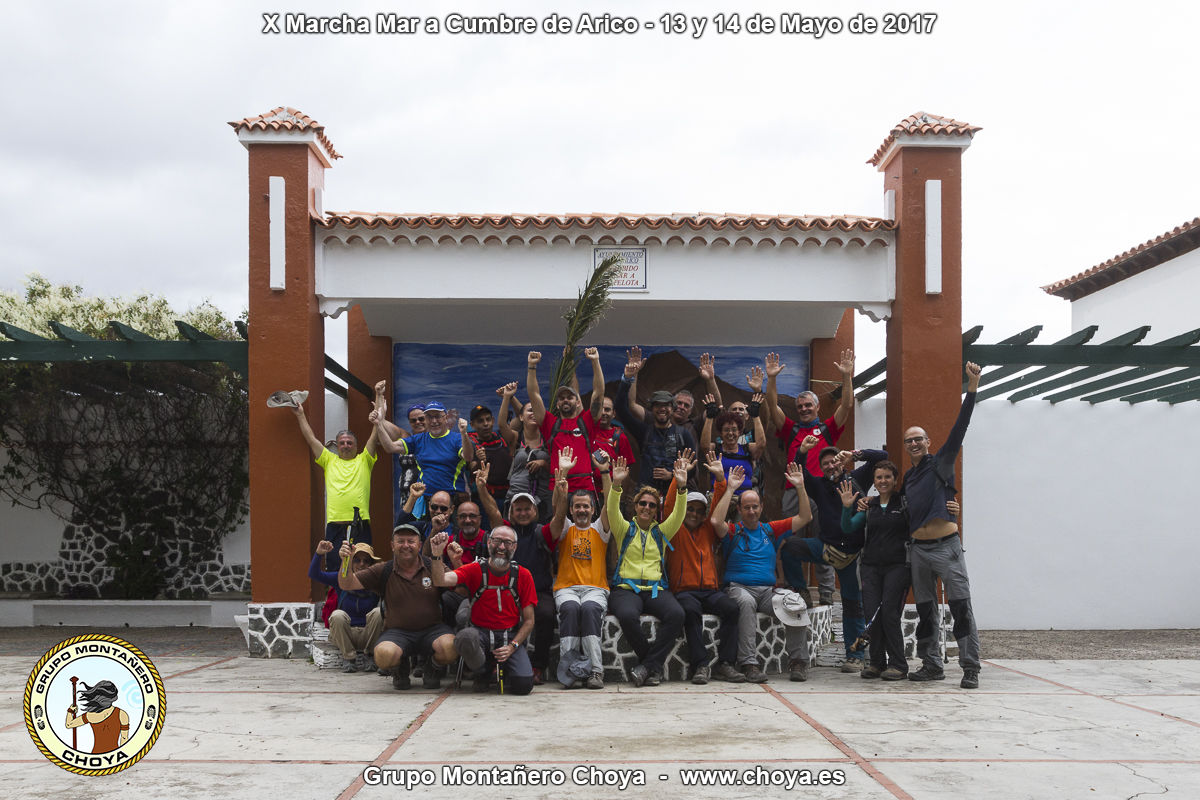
[549,255,622,394]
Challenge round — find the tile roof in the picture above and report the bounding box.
[228,107,341,160]
[317,212,895,233]
[868,112,982,166]
[1042,217,1200,301]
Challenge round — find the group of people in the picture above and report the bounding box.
[283,347,985,693]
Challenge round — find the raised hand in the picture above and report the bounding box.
[408,482,427,501]
[558,449,578,474]
[527,351,542,367]
[672,456,689,487]
[368,409,381,425]
[727,464,746,491]
[798,434,820,454]
[431,512,450,533]
[784,462,805,489]
[445,540,464,564]
[704,449,725,476]
[703,393,720,418]
[699,352,715,381]
[764,352,785,377]
[584,346,600,361]
[374,379,387,397]
[746,365,764,392]
[677,447,697,472]
[836,478,857,508]
[316,540,334,555]
[965,361,983,392]
[748,392,764,417]
[497,381,518,398]
[611,455,630,485]
[475,462,491,487]
[835,348,855,376]
[624,346,644,378]
[428,532,449,556]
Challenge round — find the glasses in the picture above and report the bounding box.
[489,538,517,548]
[409,416,426,424]
[903,436,927,444]
[635,500,659,509]
[430,504,451,512]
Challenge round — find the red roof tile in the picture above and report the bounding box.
[868,112,982,167]
[228,107,341,160]
[317,212,895,233]
[1042,217,1200,301]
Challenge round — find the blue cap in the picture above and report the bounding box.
[424,400,447,413]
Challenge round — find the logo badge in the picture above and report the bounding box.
[25,634,166,776]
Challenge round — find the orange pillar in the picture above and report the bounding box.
[234,109,336,603]
[810,308,856,448]
[874,114,978,463]
[347,304,394,555]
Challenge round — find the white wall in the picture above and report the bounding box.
[855,398,1200,629]
[1071,248,1200,339]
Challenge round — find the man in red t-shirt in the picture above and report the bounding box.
[527,347,606,495]
[592,395,636,492]
[763,349,855,604]
[430,526,537,695]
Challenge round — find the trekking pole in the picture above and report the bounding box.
[340,507,361,579]
[937,578,947,665]
[69,676,78,749]
[850,604,882,653]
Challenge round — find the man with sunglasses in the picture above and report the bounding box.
[903,361,983,689]
[430,526,537,695]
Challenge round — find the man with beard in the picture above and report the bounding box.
[549,451,611,689]
[591,394,636,493]
[903,361,983,689]
[780,438,887,673]
[528,347,606,497]
[710,463,814,683]
[607,454,690,687]
[618,347,700,493]
[338,525,457,691]
[430,526,537,695]
[662,451,746,685]
[477,463,557,685]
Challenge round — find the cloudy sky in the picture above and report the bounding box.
[2,0,1196,359]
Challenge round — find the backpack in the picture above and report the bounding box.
[472,564,521,615]
[611,520,672,598]
[320,586,338,628]
[547,414,597,492]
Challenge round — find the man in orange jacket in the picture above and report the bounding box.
[663,452,746,685]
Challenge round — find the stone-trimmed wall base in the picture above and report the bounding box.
[246,603,314,658]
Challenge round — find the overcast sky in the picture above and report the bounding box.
[2,0,1196,361]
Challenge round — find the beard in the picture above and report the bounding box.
[488,554,512,572]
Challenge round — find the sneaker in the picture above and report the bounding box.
[960,669,980,689]
[880,667,906,681]
[742,664,768,684]
[629,664,648,687]
[788,659,809,682]
[422,665,443,690]
[711,662,747,683]
[818,593,834,606]
[909,665,946,682]
[691,665,711,685]
[644,671,662,687]
[532,667,545,686]
[341,656,359,674]
[841,659,864,673]
[585,673,605,690]
[861,664,882,679]
[392,669,411,690]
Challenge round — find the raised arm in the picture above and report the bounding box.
[496,382,519,448]
[700,393,718,453]
[658,456,691,539]
[335,541,366,591]
[474,463,505,530]
[290,402,324,459]
[747,393,766,459]
[428,533,459,587]
[549,452,574,540]
[763,353,787,430]
[833,348,855,428]
[597,456,613,534]
[709,464,745,538]
[622,346,647,423]
[699,353,722,407]
[527,350,546,424]
[939,362,982,460]
[374,380,409,440]
[784,463,813,532]
[585,347,605,418]
[371,405,407,455]
[457,417,472,474]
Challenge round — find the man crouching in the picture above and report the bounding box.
[430,527,537,695]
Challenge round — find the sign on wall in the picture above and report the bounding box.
[594,247,647,291]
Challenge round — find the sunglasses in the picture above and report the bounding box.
[429,504,451,512]
[635,500,659,509]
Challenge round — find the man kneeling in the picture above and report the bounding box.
[430,527,537,695]
[337,525,456,690]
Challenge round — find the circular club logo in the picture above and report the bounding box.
[24,634,166,776]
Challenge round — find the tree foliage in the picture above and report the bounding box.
[0,275,248,599]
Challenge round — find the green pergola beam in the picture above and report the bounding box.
[856,380,887,401]
[108,321,156,342]
[1078,368,1200,404]
[0,322,48,342]
[48,322,99,341]
[323,355,373,400]
[1122,376,1200,404]
[844,326,991,402]
[0,340,248,371]
[978,326,1098,389]
[175,321,216,341]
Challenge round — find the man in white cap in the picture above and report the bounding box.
[661,451,745,684]
[710,464,814,682]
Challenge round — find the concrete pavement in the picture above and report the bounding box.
[4,644,1199,800]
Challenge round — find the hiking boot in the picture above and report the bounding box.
[691,665,711,685]
[629,664,649,687]
[392,668,411,690]
[422,665,443,690]
[644,671,662,687]
[585,673,605,690]
[532,667,545,686]
[788,659,809,682]
[818,593,833,606]
[880,667,906,681]
[711,662,747,683]
[841,659,864,673]
[908,665,946,682]
[472,671,492,693]
[960,669,980,689]
[861,664,882,679]
[742,664,768,684]
[341,656,359,673]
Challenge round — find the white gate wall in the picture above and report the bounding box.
[855,397,1200,629]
